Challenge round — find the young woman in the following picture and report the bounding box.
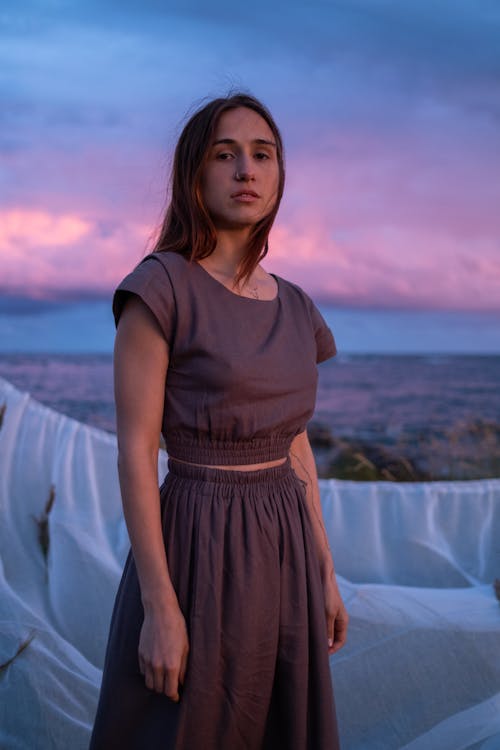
[89,93,348,750]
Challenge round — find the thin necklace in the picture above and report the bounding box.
[203,262,261,299]
[230,279,259,299]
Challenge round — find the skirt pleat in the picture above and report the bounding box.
[88,456,341,750]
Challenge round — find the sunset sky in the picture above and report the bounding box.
[2,0,499,311]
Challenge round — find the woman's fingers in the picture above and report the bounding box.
[138,653,146,676]
[144,665,155,691]
[329,607,349,654]
[143,661,181,700]
[336,612,349,646]
[164,667,180,701]
[327,616,334,649]
[152,663,166,694]
[137,608,189,701]
[325,599,350,655]
[179,648,189,686]
[327,614,337,655]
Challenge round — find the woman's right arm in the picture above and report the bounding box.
[113,294,189,702]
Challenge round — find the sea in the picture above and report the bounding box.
[1,351,499,481]
[1,302,499,479]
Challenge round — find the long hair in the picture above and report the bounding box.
[151,92,286,289]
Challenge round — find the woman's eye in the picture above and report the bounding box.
[215,151,271,161]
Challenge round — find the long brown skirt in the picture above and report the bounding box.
[88,455,341,749]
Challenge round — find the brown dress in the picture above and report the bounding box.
[88,251,341,749]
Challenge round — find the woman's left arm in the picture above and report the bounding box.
[289,429,349,655]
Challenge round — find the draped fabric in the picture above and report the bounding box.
[1,375,499,750]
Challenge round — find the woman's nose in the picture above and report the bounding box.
[234,154,255,180]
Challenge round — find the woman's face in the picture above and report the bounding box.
[199,107,280,232]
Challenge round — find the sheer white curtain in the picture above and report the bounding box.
[1,376,499,750]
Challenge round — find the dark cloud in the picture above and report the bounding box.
[2,0,499,135]
[0,289,109,310]
[4,0,500,76]
[0,293,59,314]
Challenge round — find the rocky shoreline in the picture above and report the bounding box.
[308,418,500,481]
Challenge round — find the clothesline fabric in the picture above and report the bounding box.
[0,375,499,750]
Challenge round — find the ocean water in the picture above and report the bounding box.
[1,299,499,478]
[0,354,116,434]
[315,353,500,441]
[1,352,498,437]
[1,352,499,479]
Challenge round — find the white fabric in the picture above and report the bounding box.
[0,374,499,750]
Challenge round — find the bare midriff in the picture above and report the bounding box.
[170,456,288,471]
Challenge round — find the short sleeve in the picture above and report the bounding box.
[307,296,337,364]
[112,254,176,349]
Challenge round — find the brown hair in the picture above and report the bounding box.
[151,92,286,289]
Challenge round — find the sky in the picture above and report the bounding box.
[1,0,500,312]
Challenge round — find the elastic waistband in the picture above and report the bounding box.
[167,455,293,484]
[164,436,291,466]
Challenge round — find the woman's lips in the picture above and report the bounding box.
[231,193,259,202]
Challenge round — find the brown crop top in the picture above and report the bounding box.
[112,251,337,465]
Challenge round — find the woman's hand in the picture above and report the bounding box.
[138,602,190,702]
[321,565,349,656]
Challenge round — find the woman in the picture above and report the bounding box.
[89,92,348,750]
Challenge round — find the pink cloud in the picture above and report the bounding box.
[1,200,499,311]
[0,208,152,297]
[2,115,499,312]
[268,218,500,311]
[1,209,92,252]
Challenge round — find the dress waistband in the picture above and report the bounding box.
[164,433,293,465]
[167,455,293,484]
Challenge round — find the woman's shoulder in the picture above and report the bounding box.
[112,252,183,336]
[275,273,337,356]
[134,250,189,281]
[273,273,314,309]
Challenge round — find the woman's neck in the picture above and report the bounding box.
[207,231,253,275]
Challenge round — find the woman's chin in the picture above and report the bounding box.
[211,215,259,232]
